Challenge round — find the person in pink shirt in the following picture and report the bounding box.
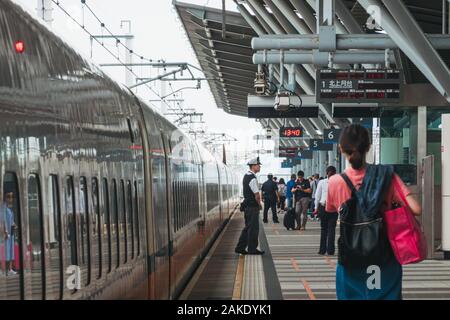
[326,124,421,300]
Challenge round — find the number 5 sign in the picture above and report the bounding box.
[323,129,342,144]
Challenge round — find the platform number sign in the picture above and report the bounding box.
[309,139,334,151]
[282,158,301,168]
[324,129,342,144]
[310,139,321,150]
[281,160,293,169]
[296,149,313,160]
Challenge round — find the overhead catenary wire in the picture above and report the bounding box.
[79,0,203,108]
[51,0,219,144]
[80,0,160,63]
[50,0,178,111]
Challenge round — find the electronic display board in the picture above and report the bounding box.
[317,69,402,103]
[279,127,303,138]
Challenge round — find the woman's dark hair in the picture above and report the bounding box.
[279,178,285,185]
[339,124,371,170]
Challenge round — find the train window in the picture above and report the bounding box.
[179,181,182,231]
[177,181,181,230]
[1,173,23,299]
[79,177,90,286]
[111,180,119,269]
[120,180,127,264]
[101,179,111,273]
[172,182,175,232]
[27,174,45,299]
[91,178,101,279]
[173,181,177,232]
[180,181,187,228]
[126,181,133,260]
[63,176,78,275]
[46,175,62,299]
[134,181,140,257]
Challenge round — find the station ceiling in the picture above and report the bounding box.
[174,1,257,117]
[174,0,450,145]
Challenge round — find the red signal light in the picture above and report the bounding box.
[15,41,25,54]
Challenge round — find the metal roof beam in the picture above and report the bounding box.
[288,0,317,33]
[205,51,254,66]
[381,0,450,102]
[204,56,257,72]
[358,0,450,102]
[214,77,254,89]
[194,30,252,48]
[204,57,255,73]
[235,1,267,35]
[206,62,255,76]
[198,38,254,56]
[263,0,298,34]
[205,66,254,82]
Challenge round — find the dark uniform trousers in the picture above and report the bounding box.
[318,204,338,255]
[263,197,278,222]
[235,206,260,252]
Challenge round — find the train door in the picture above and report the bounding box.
[216,163,223,223]
[160,132,175,299]
[148,126,171,299]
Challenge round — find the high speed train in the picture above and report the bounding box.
[0,0,240,299]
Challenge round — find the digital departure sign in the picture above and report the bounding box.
[279,127,303,138]
[279,147,299,158]
[316,69,403,103]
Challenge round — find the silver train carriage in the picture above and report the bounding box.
[0,0,240,300]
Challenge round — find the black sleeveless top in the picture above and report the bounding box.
[243,172,258,208]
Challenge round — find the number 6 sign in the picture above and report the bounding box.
[324,129,342,144]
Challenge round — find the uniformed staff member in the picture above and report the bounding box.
[261,173,279,223]
[235,157,265,255]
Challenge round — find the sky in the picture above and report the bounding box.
[12,0,291,177]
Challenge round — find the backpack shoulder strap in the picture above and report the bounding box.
[340,173,357,195]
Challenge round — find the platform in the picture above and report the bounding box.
[182,211,450,300]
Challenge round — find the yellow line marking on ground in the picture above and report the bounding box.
[324,255,336,270]
[271,224,280,235]
[232,255,245,300]
[301,278,317,300]
[291,258,301,272]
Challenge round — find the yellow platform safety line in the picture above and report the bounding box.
[232,255,245,300]
[301,278,317,300]
[324,255,337,270]
[270,223,280,235]
[292,257,317,300]
[290,258,301,272]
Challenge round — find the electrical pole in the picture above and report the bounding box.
[121,20,134,87]
[36,0,53,26]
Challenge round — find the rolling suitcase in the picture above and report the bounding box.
[283,207,296,230]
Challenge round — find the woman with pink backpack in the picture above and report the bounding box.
[326,124,424,300]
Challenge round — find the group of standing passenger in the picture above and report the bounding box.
[236,124,423,300]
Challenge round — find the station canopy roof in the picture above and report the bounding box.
[174,1,257,117]
[174,0,450,146]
